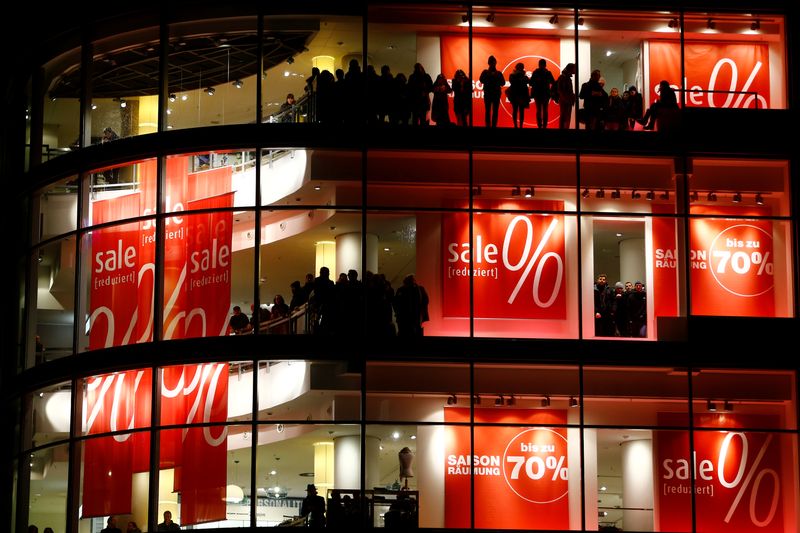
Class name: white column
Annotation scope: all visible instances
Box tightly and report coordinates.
[619,238,646,285]
[416,425,445,528]
[335,232,378,279]
[334,435,380,490]
[622,439,654,531]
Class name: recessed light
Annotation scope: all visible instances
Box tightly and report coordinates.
[384,247,390,252]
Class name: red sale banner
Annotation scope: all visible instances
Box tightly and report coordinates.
[651,208,680,318]
[89,195,141,349]
[648,41,770,109]
[655,413,784,532]
[443,201,566,319]
[82,370,152,517]
[185,193,234,338]
[83,364,228,524]
[441,35,561,127]
[690,207,774,317]
[445,408,569,529]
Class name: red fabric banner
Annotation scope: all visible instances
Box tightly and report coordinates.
[444,407,569,529]
[690,206,774,317]
[89,194,141,349]
[82,370,152,517]
[648,41,770,109]
[441,35,561,127]
[162,157,190,340]
[651,209,680,318]
[442,201,566,319]
[655,413,784,532]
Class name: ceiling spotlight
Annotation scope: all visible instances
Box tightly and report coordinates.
[206,87,216,96]
[119,99,127,108]
[541,395,551,407]
[169,93,177,102]
[645,190,655,201]
[595,188,605,199]
[232,79,243,89]
[511,186,521,197]
[690,190,699,202]
[524,187,534,198]
[577,17,585,26]
[549,14,559,25]
[706,18,716,30]
[660,191,670,201]
[732,192,742,203]
[447,394,457,406]
[631,189,641,199]
[486,12,496,23]
[506,395,516,406]
[668,18,680,29]
[181,94,188,101]
[707,191,717,202]
[723,401,734,412]
[707,400,717,412]
[91,104,97,110]
[313,185,321,191]
[495,395,505,407]
[755,193,764,205]
[287,56,295,65]
[751,20,761,31]
[581,188,590,199]
[611,189,621,199]
[472,394,481,405]
[569,396,579,408]
[167,108,172,115]
[461,14,469,23]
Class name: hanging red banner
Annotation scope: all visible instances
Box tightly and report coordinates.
[651,209,680,318]
[89,194,141,350]
[442,201,566,319]
[648,41,770,109]
[185,193,234,338]
[441,35,562,127]
[655,413,784,532]
[444,407,569,529]
[82,370,152,517]
[689,206,774,317]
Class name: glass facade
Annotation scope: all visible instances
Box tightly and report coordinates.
[4,3,798,533]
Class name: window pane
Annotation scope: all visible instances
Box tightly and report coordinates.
[689,218,793,317]
[86,158,157,227]
[168,18,259,130]
[580,155,676,214]
[258,360,359,422]
[29,443,69,533]
[161,362,250,423]
[32,176,78,244]
[30,382,73,448]
[33,237,75,364]
[91,27,160,142]
[42,47,81,160]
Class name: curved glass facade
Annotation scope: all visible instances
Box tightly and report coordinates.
[4,3,799,533]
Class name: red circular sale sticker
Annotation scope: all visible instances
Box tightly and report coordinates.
[709,225,774,297]
[502,428,569,503]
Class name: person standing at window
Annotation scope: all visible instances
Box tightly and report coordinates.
[530,58,556,129]
[556,63,576,129]
[508,62,531,128]
[479,55,505,128]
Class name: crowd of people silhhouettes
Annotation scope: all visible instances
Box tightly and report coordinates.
[229,268,430,337]
[288,55,678,131]
[594,274,647,338]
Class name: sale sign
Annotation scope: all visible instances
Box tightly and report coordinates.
[441,35,561,127]
[689,207,774,317]
[655,413,784,532]
[442,201,566,319]
[82,364,228,524]
[648,41,770,109]
[445,407,569,529]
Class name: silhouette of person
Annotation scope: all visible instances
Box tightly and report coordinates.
[279,93,296,123]
[228,306,249,334]
[451,69,472,126]
[479,55,505,127]
[301,484,326,528]
[556,63,576,129]
[126,522,142,533]
[100,516,122,533]
[157,510,180,531]
[507,62,530,128]
[594,274,614,337]
[530,58,556,128]
[579,69,607,130]
[431,73,453,125]
[393,274,430,336]
[626,85,644,129]
[408,63,433,126]
[640,80,679,132]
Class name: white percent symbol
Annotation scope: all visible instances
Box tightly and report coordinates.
[708,59,768,109]
[503,216,563,307]
[720,432,780,527]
